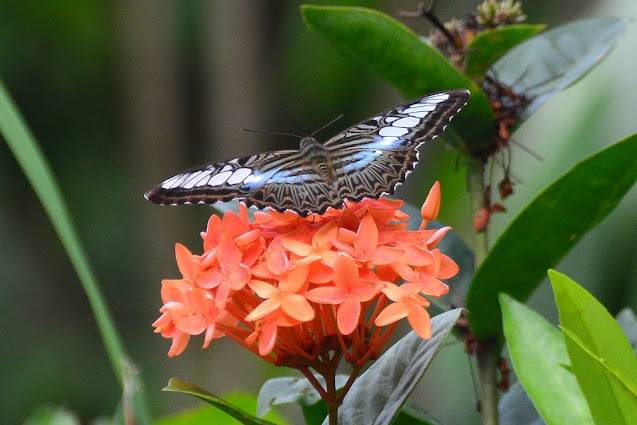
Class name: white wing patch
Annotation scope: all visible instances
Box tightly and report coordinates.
[378,126,409,137]
[226,168,252,185]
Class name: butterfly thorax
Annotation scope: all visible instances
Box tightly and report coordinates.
[299,136,338,189]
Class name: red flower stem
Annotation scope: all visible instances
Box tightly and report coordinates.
[336,365,362,404]
[298,366,329,400]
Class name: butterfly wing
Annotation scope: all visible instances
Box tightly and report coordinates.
[323,89,469,201]
[144,150,339,216]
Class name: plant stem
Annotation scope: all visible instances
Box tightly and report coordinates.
[467,158,499,425]
[477,339,499,425]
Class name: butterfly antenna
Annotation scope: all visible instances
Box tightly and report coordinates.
[310,114,344,138]
[241,127,303,139]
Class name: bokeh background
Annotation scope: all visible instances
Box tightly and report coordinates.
[1,1,635,424]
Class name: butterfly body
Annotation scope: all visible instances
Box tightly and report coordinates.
[145,89,470,216]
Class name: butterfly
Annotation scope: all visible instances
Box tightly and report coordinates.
[144,89,470,216]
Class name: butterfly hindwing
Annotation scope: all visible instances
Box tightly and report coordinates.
[145,89,470,215]
[325,90,470,201]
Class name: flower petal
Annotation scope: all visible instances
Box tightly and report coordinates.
[337,296,361,335]
[407,305,431,339]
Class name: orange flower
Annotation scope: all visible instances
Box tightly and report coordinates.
[153,182,458,369]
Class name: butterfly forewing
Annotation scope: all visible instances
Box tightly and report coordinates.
[145,89,470,215]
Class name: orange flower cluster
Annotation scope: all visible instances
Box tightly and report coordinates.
[153,183,458,367]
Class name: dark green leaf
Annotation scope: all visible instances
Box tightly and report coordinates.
[328,309,462,425]
[500,294,593,425]
[551,271,637,425]
[164,379,278,425]
[464,24,545,80]
[490,17,629,118]
[301,5,495,146]
[466,134,637,339]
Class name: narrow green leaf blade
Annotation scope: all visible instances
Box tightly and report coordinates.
[328,309,462,425]
[500,294,593,425]
[0,80,151,424]
[551,271,637,424]
[467,134,637,339]
[301,5,494,145]
[164,379,278,425]
[464,24,545,80]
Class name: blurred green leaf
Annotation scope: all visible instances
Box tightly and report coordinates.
[0,80,151,425]
[164,379,279,425]
[550,271,637,425]
[464,24,545,80]
[22,406,80,425]
[500,293,593,425]
[330,309,462,425]
[467,133,637,339]
[490,17,629,118]
[301,5,494,146]
[156,394,287,425]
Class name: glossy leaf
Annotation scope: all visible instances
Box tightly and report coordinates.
[464,24,545,80]
[500,294,593,425]
[327,309,462,425]
[551,271,637,425]
[301,5,495,146]
[490,17,629,118]
[467,134,637,339]
[164,379,278,425]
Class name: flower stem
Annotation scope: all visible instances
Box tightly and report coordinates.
[467,158,499,425]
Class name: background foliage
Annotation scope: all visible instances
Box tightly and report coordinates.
[1,1,635,424]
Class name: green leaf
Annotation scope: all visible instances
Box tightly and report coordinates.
[466,134,637,339]
[156,394,288,425]
[22,406,80,425]
[328,309,462,425]
[0,80,151,425]
[301,5,494,146]
[500,293,593,425]
[490,17,629,118]
[164,379,279,425]
[464,24,545,81]
[256,375,348,419]
[550,271,637,425]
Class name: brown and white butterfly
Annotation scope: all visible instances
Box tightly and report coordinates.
[144,89,469,216]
